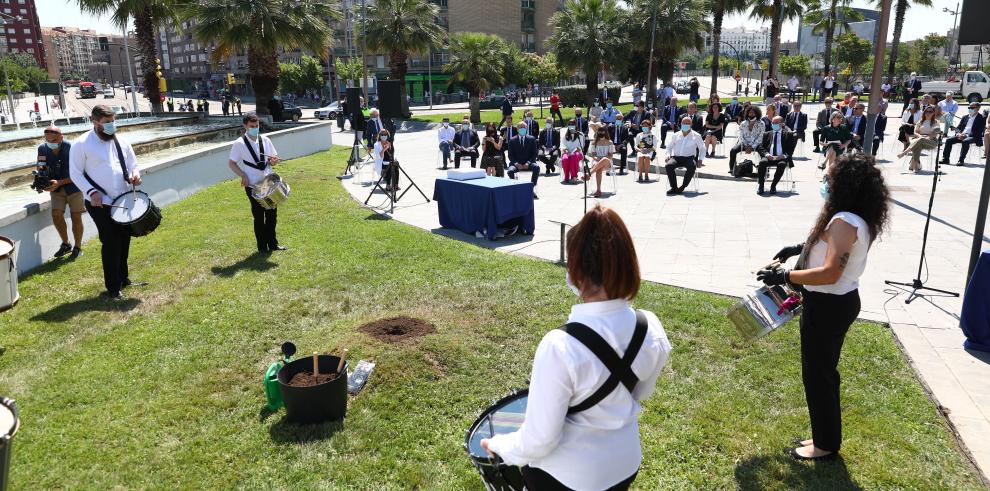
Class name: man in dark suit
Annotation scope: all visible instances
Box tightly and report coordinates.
[608,113,631,174]
[776,96,791,120]
[523,110,540,137]
[659,96,682,148]
[812,98,835,152]
[537,117,561,175]
[363,108,396,149]
[903,72,922,112]
[500,96,513,125]
[506,122,541,198]
[453,117,480,168]
[871,112,888,157]
[783,100,808,142]
[499,115,518,162]
[625,100,650,132]
[942,102,987,165]
[724,97,743,123]
[845,103,867,150]
[573,107,590,153]
[685,102,704,134]
[757,116,797,195]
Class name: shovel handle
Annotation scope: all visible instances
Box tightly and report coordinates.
[312,352,319,376]
[336,349,348,374]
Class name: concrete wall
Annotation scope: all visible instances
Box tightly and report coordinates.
[0,121,332,274]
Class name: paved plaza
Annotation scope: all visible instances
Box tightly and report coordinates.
[339,100,990,479]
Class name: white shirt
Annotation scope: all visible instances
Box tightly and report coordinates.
[228,134,278,186]
[824,77,834,88]
[881,83,891,91]
[962,113,977,136]
[668,130,706,162]
[787,77,798,90]
[486,300,671,491]
[68,129,139,205]
[373,140,391,175]
[438,124,455,143]
[767,130,786,157]
[805,212,871,295]
[562,134,584,153]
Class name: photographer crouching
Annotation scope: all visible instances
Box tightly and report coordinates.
[35,125,83,259]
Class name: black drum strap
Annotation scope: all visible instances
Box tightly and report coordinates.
[560,310,648,415]
[113,137,129,185]
[242,135,267,171]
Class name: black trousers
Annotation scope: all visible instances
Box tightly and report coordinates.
[245,187,278,252]
[758,158,788,191]
[454,149,478,168]
[660,123,676,145]
[550,108,564,126]
[613,145,628,172]
[812,127,824,149]
[943,135,979,163]
[665,156,696,189]
[539,149,560,173]
[86,201,130,294]
[522,466,637,491]
[800,289,860,453]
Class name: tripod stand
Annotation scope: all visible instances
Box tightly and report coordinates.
[885,136,959,304]
[338,129,366,179]
[363,160,430,214]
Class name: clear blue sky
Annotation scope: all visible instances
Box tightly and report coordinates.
[38,0,964,43]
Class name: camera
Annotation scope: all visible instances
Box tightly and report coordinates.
[30,166,52,193]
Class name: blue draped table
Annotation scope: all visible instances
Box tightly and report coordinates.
[433,177,535,241]
[961,251,990,352]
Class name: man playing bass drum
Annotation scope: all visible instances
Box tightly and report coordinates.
[227,113,285,254]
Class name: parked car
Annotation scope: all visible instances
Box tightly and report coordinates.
[922,71,990,103]
[478,95,506,110]
[314,101,341,120]
[109,105,128,115]
[171,89,185,97]
[281,102,302,121]
[674,79,691,94]
[103,88,115,99]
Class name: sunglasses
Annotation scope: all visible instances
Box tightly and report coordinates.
[43,130,61,135]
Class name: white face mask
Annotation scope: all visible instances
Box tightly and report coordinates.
[565,272,581,296]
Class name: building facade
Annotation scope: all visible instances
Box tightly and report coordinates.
[797,8,880,58]
[0,0,45,69]
[40,27,139,83]
[705,27,771,58]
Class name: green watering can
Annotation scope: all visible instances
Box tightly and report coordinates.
[264,342,296,411]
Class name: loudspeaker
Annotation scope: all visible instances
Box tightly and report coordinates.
[346,87,365,132]
[377,80,409,119]
[959,0,990,46]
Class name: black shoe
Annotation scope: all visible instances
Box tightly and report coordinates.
[69,247,82,260]
[785,447,837,462]
[53,243,72,258]
[618,171,627,175]
[813,147,821,153]
[757,188,766,195]
[956,161,965,166]
[103,290,124,300]
[660,144,666,149]
[769,188,777,195]
[666,188,678,196]
[505,225,519,237]
[270,245,288,251]
[121,279,148,289]
[533,193,539,200]
[817,164,826,170]
[677,186,686,194]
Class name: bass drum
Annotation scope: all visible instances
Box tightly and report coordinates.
[464,389,527,491]
[111,190,162,237]
[0,237,18,313]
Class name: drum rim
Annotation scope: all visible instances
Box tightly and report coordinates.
[0,236,14,260]
[111,190,152,225]
[465,388,528,464]
[0,397,19,441]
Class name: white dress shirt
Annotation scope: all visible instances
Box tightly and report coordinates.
[486,300,671,491]
[961,114,976,136]
[438,124,455,143]
[68,129,139,205]
[228,134,278,186]
[562,134,584,154]
[373,140,391,175]
[667,130,706,162]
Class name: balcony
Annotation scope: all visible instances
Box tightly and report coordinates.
[521,0,535,9]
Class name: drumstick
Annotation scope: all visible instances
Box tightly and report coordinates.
[312,351,319,376]
[751,260,781,274]
[336,349,348,374]
[108,205,129,210]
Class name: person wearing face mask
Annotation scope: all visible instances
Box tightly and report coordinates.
[684,102,704,134]
[227,113,284,253]
[481,205,671,491]
[523,111,540,138]
[453,118,480,169]
[664,117,705,194]
[898,99,922,152]
[507,122,541,199]
[538,118,562,175]
[820,111,852,170]
[481,123,505,177]
[68,105,143,300]
[757,116,796,195]
[844,104,867,151]
[363,108,396,151]
[758,153,890,463]
[499,115,517,163]
[607,114,630,175]
[633,120,655,183]
[897,106,941,172]
[702,103,727,158]
[624,101,648,133]
[573,108,590,154]
[438,117,456,170]
[38,124,84,260]
[724,97,742,123]
[730,106,764,176]
[589,99,604,134]
[942,103,987,166]
[812,98,835,153]
[938,92,958,132]
[658,97,682,148]
[871,100,889,157]
[903,73,922,112]
[601,99,621,126]
[561,120,586,183]
[784,100,808,144]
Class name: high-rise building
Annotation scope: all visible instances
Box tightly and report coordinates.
[704,27,772,58]
[39,27,138,82]
[0,0,45,69]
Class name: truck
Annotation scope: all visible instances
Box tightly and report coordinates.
[78,81,97,99]
[921,71,990,103]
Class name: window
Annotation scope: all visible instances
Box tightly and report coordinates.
[6,28,14,34]
[25,38,31,44]
[522,0,535,8]
[2,9,9,13]
[521,10,535,30]
[376,55,385,68]
[26,48,32,53]
[17,0,25,4]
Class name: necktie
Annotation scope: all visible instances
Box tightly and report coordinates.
[462,131,468,147]
[547,130,551,147]
[614,125,619,143]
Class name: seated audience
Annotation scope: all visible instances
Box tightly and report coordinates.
[634,120,656,183]
[583,127,616,197]
[898,106,941,173]
[820,111,852,170]
[561,120,586,184]
[757,116,796,195]
[703,103,727,158]
[942,102,986,166]
[538,117,561,175]
[730,105,765,175]
[664,117,705,195]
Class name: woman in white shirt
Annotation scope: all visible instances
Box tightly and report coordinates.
[758,153,890,461]
[561,121,585,184]
[583,127,616,198]
[896,106,941,172]
[482,205,671,490]
[373,129,398,191]
[633,120,655,183]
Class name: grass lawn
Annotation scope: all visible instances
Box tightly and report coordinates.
[0,147,982,489]
[406,97,765,124]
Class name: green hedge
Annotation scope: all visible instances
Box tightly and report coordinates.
[555,84,622,107]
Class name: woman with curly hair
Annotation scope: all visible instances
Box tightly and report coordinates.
[757,152,890,462]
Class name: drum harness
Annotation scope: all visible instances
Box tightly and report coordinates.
[558,310,648,414]
[81,137,131,200]
[241,135,268,178]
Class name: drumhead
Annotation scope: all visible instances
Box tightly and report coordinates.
[466,390,528,458]
[0,400,15,437]
[111,191,151,224]
[0,236,13,259]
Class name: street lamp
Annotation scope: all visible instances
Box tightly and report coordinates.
[944,3,961,69]
[719,41,742,95]
[0,12,24,129]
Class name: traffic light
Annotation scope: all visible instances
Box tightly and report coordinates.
[227,73,235,85]
[155,58,166,93]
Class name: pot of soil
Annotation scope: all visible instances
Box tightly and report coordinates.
[277,355,348,424]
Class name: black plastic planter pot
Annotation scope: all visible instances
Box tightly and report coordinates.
[277,355,348,424]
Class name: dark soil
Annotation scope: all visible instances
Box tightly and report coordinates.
[288,371,339,387]
[359,316,436,343]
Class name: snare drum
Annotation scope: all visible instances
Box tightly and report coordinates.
[0,237,18,313]
[251,174,290,210]
[465,389,528,491]
[728,285,802,342]
[111,191,162,237]
[0,397,19,491]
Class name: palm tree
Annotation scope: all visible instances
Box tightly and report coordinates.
[878,0,933,82]
[76,0,179,113]
[360,0,446,85]
[632,0,708,87]
[547,0,628,106]
[445,32,508,123]
[708,0,749,93]
[187,0,339,121]
[804,0,862,75]
[748,0,803,80]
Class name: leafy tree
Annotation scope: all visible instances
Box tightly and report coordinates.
[360,0,445,84]
[747,0,803,79]
[834,32,871,76]
[335,57,364,86]
[707,0,748,92]
[0,53,50,93]
[298,55,325,92]
[547,0,628,106]
[907,34,948,77]
[444,32,508,123]
[278,61,303,94]
[186,0,339,120]
[875,0,932,81]
[778,54,811,78]
[533,53,569,87]
[630,0,708,90]
[803,0,863,74]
